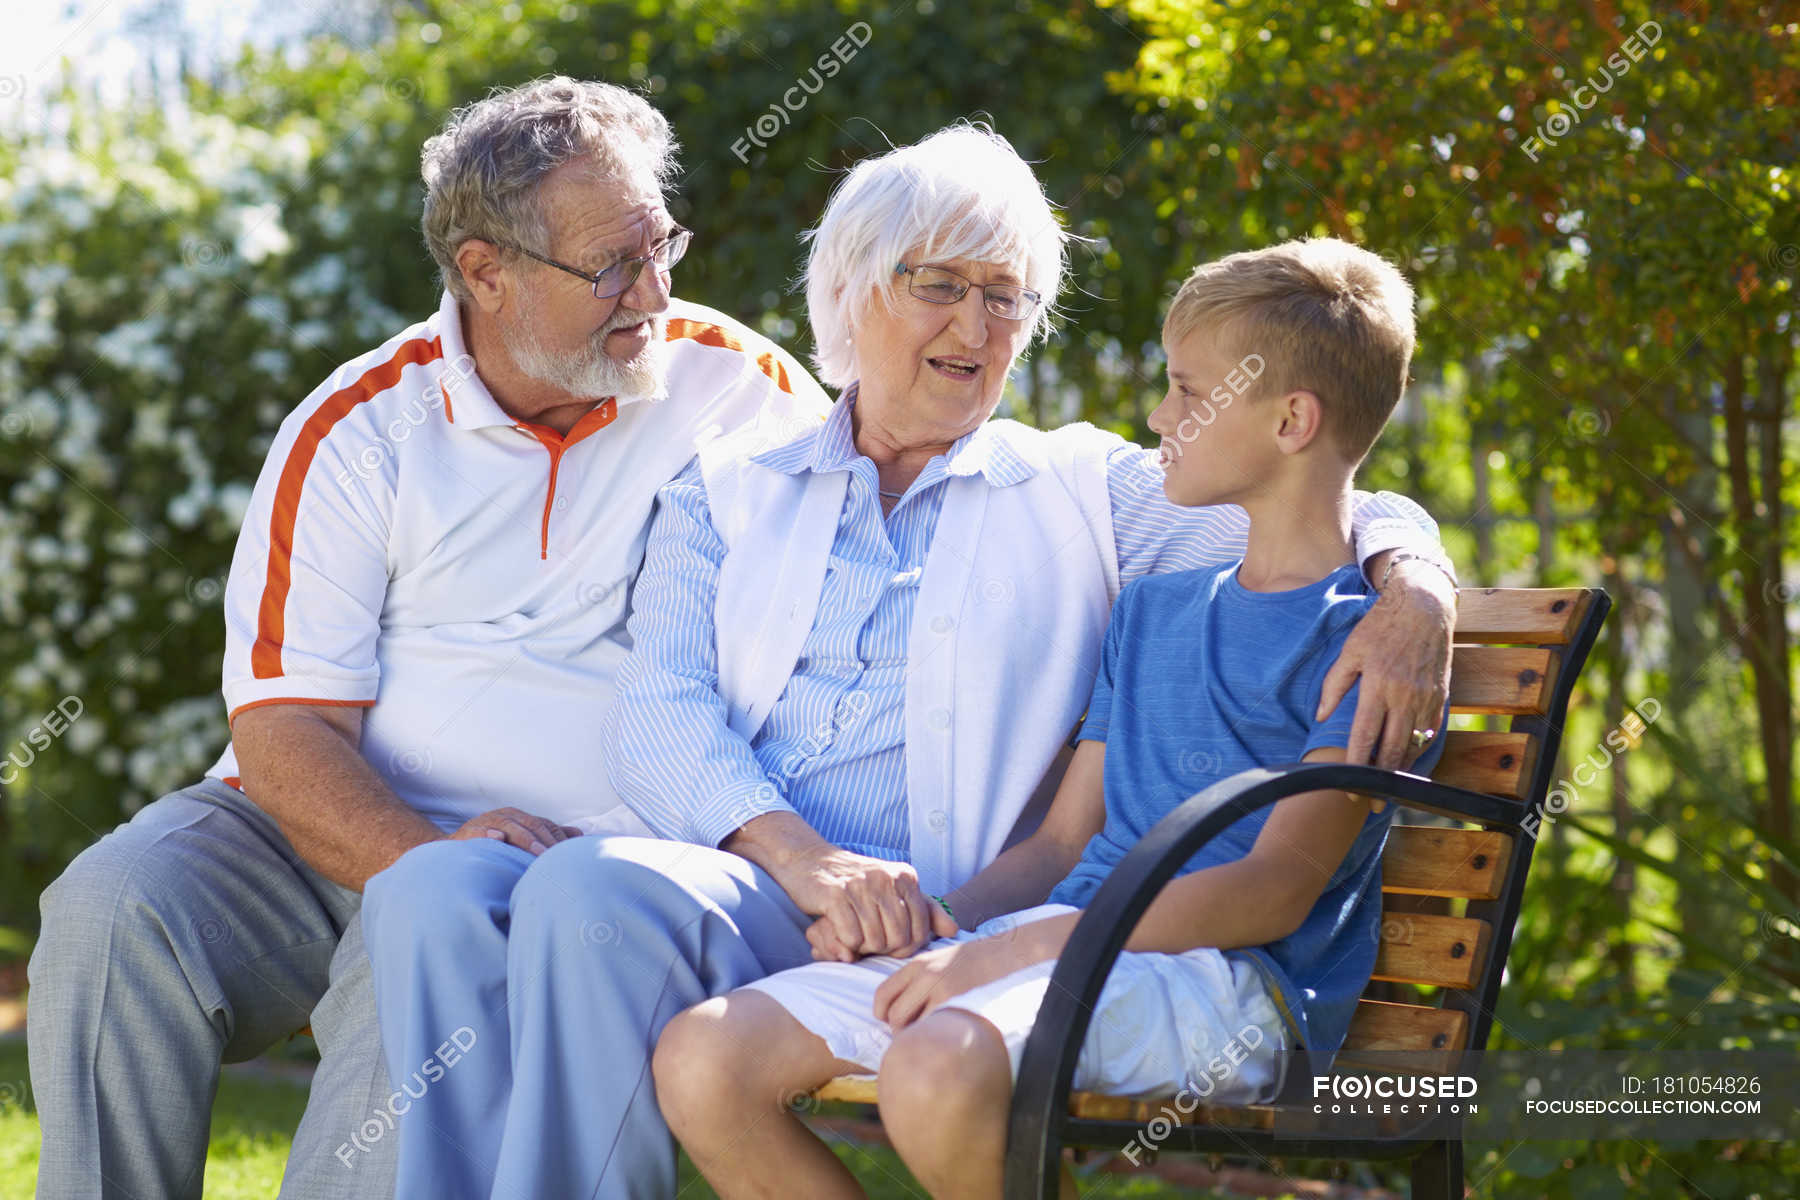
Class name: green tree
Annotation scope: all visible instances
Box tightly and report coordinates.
[1098,2,1798,1192]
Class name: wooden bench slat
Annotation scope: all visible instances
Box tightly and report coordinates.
[1067,1093,1276,1128]
[814,1000,1474,1115]
[1454,588,1592,645]
[1337,999,1470,1073]
[1429,730,1538,801]
[815,1074,1278,1129]
[1381,826,1514,900]
[1371,912,1492,989]
[815,1075,879,1104]
[1448,646,1558,715]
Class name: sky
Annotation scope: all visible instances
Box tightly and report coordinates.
[1,0,352,116]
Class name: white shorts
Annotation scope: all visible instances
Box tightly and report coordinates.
[742,903,1291,1102]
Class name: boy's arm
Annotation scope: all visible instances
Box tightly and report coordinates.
[940,740,1108,930]
[874,747,1373,1027]
[997,746,1372,965]
[1115,745,1371,953]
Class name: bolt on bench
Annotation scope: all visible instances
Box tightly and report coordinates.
[813,586,1610,1199]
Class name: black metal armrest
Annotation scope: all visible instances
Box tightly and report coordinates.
[1003,761,1525,1199]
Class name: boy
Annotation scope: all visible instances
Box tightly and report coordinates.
[651,237,1449,1200]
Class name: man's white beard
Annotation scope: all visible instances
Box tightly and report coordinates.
[503,295,669,402]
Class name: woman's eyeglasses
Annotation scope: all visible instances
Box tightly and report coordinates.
[895,263,1041,321]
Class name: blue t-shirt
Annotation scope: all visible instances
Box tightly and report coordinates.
[1045,561,1447,1061]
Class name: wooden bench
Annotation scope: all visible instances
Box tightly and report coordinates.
[814,586,1610,1198]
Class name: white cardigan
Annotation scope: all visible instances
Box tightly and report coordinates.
[698,416,1121,896]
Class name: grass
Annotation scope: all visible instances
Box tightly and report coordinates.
[1,1039,303,1198]
[0,1040,1255,1198]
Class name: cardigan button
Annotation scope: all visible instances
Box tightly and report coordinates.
[930,615,954,634]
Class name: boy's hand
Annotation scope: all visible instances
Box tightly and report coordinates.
[873,935,1025,1030]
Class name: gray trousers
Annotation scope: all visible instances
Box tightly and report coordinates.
[27,778,396,1199]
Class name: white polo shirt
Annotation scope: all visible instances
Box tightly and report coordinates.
[207,290,830,831]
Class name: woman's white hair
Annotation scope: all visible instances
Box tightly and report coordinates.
[802,123,1066,389]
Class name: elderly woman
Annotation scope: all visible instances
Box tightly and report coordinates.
[362,125,1456,1199]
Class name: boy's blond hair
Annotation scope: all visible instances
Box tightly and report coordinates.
[1164,237,1416,463]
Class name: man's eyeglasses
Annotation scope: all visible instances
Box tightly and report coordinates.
[508,227,693,299]
[895,263,1042,321]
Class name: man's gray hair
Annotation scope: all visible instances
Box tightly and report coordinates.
[421,76,678,300]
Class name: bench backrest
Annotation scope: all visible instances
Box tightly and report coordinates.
[1342,587,1610,1072]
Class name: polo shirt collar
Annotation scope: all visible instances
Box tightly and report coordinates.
[432,291,514,430]
[750,381,1036,488]
[432,290,667,432]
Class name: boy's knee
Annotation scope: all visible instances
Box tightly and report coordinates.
[653,1000,746,1130]
[881,1013,1011,1125]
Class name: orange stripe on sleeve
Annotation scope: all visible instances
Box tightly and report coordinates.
[228,696,378,723]
[250,336,443,678]
[665,317,794,395]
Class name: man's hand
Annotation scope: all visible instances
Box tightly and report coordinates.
[448,808,583,855]
[1319,558,1455,769]
[790,848,958,962]
[873,935,1024,1030]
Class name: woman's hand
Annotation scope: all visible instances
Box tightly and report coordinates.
[793,848,958,961]
[1318,557,1455,769]
[873,935,1026,1030]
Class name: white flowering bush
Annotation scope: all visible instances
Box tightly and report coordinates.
[0,99,407,919]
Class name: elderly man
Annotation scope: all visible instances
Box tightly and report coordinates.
[26,77,826,1200]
